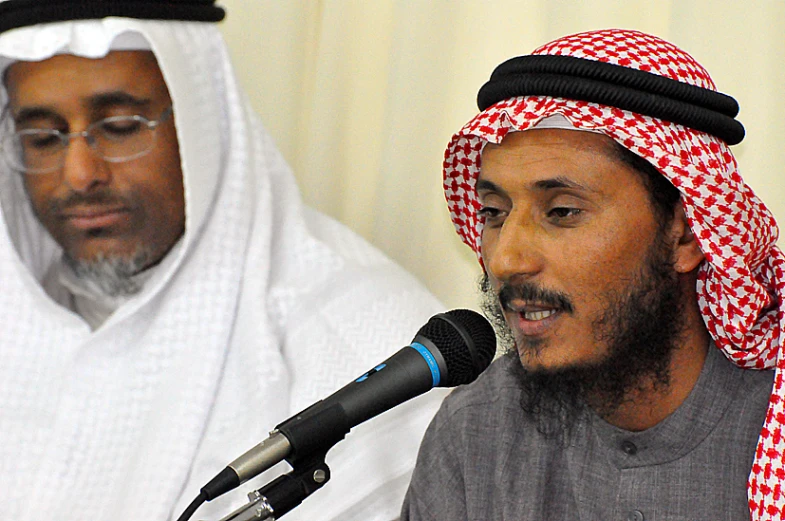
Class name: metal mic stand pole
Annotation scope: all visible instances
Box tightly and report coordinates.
[212,457,331,521]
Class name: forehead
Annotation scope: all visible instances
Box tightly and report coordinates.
[482,129,616,169]
[479,129,639,190]
[3,51,169,108]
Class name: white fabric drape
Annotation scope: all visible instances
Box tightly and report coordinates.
[219,0,785,310]
[0,15,447,521]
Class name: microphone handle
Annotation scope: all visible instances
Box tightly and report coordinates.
[276,341,443,462]
[201,338,449,501]
[228,430,291,484]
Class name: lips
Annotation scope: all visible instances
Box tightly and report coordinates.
[505,301,563,336]
[60,205,130,230]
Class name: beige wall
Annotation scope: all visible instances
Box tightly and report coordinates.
[218,0,785,311]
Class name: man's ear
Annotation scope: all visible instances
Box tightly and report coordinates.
[670,204,704,273]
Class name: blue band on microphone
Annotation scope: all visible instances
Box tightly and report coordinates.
[355,363,386,383]
[410,342,441,387]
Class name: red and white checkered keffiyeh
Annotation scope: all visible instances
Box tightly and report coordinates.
[443,28,785,519]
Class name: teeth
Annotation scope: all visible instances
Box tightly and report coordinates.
[523,309,556,321]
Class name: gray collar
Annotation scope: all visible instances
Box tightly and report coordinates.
[590,345,739,468]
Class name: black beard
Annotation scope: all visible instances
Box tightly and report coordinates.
[479,238,686,440]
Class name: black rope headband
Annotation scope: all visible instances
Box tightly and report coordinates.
[477,54,745,145]
[0,0,225,35]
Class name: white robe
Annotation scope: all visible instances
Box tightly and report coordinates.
[0,17,447,521]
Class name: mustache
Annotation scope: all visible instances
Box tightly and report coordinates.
[48,190,136,214]
[497,281,574,314]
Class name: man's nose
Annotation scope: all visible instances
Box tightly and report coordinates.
[484,213,545,283]
[61,134,111,192]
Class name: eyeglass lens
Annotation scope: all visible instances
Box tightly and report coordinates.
[1,108,171,174]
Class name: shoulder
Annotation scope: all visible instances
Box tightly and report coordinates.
[407,353,562,518]
[737,362,775,394]
[733,359,775,415]
[266,207,444,405]
[425,354,529,443]
[720,351,774,408]
[443,354,523,412]
[712,351,774,448]
[302,206,393,268]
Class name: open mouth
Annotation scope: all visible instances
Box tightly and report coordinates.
[506,299,562,315]
[503,301,566,336]
[495,282,574,336]
[514,309,561,339]
[522,309,558,321]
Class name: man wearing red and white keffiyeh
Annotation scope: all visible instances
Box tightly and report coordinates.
[403,29,784,521]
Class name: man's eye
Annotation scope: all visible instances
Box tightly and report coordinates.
[21,132,61,150]
[99,119,144,138]
[548,207,581,219]
[477,206,505,222]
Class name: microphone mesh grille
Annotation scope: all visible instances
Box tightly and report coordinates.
[416,309,496,387]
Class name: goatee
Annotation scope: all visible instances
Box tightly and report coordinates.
[64,248,152,298]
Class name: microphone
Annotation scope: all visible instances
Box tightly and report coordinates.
[200,309,497,502]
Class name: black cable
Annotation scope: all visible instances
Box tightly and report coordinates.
[175,491,207,521]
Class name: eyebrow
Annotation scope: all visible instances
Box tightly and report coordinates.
[533,176,595,193]
[12,91,153,126]
[12,107,61,127]
[476,178,504,193]
[87,91,152,112]
[476,175,596,194]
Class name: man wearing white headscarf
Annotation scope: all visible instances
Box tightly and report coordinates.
[0,2,449,520]
[403,29,784,520]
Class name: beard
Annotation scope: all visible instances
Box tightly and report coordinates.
[64,248,152,298]
[479,236,686,439]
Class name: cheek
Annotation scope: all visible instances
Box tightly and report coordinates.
[478,215,507,258]
[479,230,503,282]
[23,177,58,217]
[559,222,660,312]
[163,178,186,229]
[147,170,185,229]
[143,139,185,225]
[479,231,493,269]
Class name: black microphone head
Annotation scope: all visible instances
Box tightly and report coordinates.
[413,309,496,387]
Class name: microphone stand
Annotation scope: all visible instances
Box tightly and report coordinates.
[204,404,349,521]
[212,456,331,521]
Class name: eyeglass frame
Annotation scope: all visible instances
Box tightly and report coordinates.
[0,104,175,174]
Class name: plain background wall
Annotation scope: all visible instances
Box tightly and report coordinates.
[217,0,785,311]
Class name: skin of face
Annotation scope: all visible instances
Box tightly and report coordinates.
[4,50,185,268]
[478,129,701,375]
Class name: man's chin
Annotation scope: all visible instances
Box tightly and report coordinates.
[63,236,138,265]
[516,345,607,375]
[513,336,586,373]
[63,246,153,297]
[504,350,592,438]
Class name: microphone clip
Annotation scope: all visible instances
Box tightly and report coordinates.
[215,455,331,521]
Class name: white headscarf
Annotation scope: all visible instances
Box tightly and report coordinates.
[0,15,446,521]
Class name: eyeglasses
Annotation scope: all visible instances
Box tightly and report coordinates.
[0,105,174,174]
